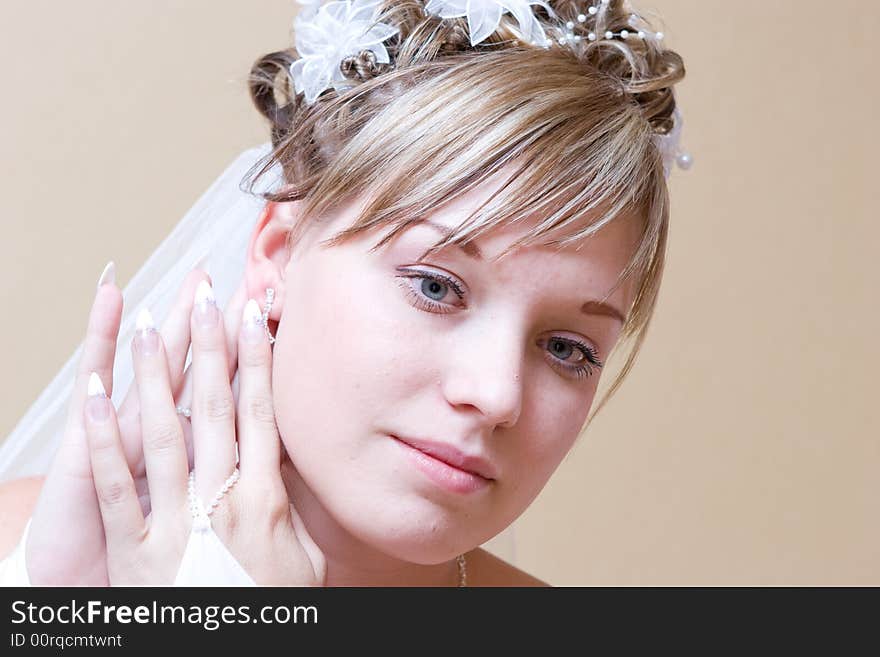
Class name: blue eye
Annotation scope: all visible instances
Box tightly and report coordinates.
[394,267,603,379]
[394,268,465,314]
[544,337,603,379]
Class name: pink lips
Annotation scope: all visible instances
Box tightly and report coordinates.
[390,435,495,495]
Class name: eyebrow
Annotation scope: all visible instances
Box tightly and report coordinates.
[417,219,484,261]
[580,300,626,325]
[415,219,626,325]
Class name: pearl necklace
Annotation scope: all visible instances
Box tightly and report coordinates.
[188,468,467,585]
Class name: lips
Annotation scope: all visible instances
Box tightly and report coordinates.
[390,434,498,481]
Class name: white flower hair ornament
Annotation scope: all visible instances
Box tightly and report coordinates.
[288,0,692,175]
[423,0,557,48]
[290,0,400,105]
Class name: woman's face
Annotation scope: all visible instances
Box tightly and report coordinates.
[256,169,642,563]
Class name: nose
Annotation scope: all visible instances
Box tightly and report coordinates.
[441,317,524,429]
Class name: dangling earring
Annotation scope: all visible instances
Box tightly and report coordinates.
[262,287,276,345]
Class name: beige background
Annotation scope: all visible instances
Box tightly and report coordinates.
[0,1,876,585]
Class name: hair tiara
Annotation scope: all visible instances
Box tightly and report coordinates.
[289,0,691,175]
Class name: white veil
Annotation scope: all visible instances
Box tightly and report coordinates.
[0,142,518,566]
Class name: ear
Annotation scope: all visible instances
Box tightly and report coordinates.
[244,200,302,323]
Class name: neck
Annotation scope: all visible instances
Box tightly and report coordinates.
[280,456,463,586]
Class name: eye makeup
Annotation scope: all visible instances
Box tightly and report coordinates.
[393,266,604,379]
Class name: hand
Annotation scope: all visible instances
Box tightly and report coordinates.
[83,280,326,585]
[115,273,249,518]
[24,265,246,585]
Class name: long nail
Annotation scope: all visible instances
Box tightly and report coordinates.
[242,299,264,344]
[87,371,107,397]
[135,307,159,356]
[96,261,115,290]
[86,372,110,422]
[194,280,219,328]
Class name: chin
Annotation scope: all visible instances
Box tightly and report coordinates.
[339,494,478,564]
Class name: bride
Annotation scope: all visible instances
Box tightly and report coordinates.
[0,0,688,585]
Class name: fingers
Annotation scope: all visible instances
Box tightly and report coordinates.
[223,278,249,380]
[236,298,283,482]
[83,372,145,553]
[190,280,239,502]
[28,267,122,586]
[175,277,247,419]
[59,269,123,478]
[118,269,211,419]
[132,308,189,518]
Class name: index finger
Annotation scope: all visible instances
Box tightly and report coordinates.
[58,262,123,480]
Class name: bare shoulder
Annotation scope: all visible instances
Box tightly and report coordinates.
[465,547,551,587]
[0,476,44,558]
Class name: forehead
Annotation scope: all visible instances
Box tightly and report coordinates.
[394,164,642,294]
[306,162,644,310]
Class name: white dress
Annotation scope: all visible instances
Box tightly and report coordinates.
[0,500,257,586]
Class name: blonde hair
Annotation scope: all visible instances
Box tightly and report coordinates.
[244,0,685,430]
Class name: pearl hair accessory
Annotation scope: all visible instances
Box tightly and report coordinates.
[556,0,663,44]
[554,1,693,172]
[288,0,691,176]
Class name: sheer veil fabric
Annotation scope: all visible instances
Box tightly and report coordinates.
[0,143,517,582]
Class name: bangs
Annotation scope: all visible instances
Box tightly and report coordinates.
[258,49,666,316]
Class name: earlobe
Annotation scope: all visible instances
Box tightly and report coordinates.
[245,200,297,323]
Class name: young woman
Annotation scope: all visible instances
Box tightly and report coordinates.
[0,0,688,586]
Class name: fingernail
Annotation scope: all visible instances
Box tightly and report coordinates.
[86,371,110,421]
[194,280,219,328]
[242,299,264,344]
[96,260,115,290]
[135,307,159,356]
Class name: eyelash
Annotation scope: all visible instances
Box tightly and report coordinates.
[394,268,604,379]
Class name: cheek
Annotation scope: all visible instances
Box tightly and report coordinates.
[494,373,595,509]
[269,252,425,471]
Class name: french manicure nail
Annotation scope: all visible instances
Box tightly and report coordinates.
[135,307,159,356]
[86,371,110,421]
[96,261,115,290]
[194,280,219,328]
[242,299,264,344]
[88,371,107,397]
